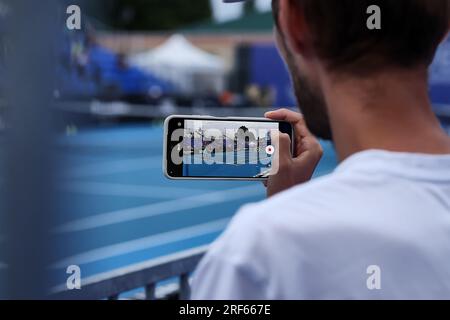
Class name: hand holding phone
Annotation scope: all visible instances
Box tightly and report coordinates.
[264,109,324,197]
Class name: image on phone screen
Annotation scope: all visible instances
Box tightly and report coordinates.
[166,117,292,179]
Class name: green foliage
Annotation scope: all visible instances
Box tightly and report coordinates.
[244,0,256,15]
[88,0,212,31]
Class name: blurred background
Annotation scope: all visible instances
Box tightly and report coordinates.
[0,0,448,299]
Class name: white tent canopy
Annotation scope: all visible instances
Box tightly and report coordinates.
[130,35,226,94]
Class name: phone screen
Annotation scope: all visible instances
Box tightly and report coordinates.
[166,117,293,179]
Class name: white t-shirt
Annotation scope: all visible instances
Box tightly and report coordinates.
[191,150,450,299]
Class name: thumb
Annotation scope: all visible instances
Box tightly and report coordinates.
[277,133,292,159]
[269,131,292,176]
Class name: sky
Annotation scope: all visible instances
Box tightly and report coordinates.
[210,0,272,23]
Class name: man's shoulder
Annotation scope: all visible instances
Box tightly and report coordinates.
[226,170,377,247]
[205,172,367,275]
[248,171,357,220]
[228,174,348,231]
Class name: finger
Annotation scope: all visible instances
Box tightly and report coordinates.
[265,108,312,138]
[265,108,311,137]
[267,130,289,176]
[293,137,324,166]
[265,108,302,122]
[279,133,293,157]
[272,132,292,166]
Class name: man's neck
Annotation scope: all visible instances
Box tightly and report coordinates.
[323,68,450,162]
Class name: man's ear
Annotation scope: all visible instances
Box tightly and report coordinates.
[278,0,313,57]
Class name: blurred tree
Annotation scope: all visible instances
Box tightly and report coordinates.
[86,0,211,31]
[244,0,256,15]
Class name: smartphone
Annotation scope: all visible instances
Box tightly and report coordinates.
[163,115,294,180]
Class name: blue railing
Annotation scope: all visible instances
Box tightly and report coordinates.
[51,246,208,300]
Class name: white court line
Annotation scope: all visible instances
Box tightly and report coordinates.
[63,156,162,178]
[51,218,229,269]
[60,182,211,199]
[60,140,157,149]
[54,184,263,233]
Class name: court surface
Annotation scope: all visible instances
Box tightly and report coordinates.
[183,150,272,177]
[51,122,337,285]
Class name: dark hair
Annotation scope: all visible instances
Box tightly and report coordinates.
[273,0,450,75]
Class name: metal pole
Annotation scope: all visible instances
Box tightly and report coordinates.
[3,0,59,299]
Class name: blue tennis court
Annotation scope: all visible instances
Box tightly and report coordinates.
[183,150,272,177]
[51,122,338,286]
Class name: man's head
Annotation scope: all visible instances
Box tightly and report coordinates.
[271,0,450,140]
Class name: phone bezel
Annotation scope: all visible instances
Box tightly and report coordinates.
[163,115,294,181]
